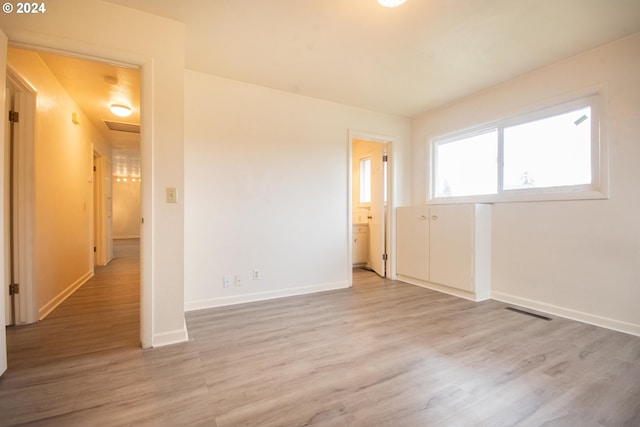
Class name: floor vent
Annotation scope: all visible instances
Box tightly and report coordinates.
[505,307,552,321]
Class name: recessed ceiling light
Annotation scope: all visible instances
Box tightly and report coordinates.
[377,0,407,7]
[110,104,132,117]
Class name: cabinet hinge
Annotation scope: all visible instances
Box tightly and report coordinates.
[382,253,388,261]
[9,283,19,295]
[94,246,97,253]
[9,111,19,123]
[382,154,388,162]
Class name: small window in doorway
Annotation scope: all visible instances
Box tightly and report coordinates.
[359,157,371,204]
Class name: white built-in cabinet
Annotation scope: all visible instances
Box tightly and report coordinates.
[396,204,491,301]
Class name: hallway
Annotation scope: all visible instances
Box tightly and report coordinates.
[4,238,140,370]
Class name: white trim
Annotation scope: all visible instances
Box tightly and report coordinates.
[152,320,189,347]
[347,133,354,286]
[185,281,349,312]
[492,290,640,337]
[397,275,491,302]
[428,84,609,204]
[38,270,94,320]
[1,28,8,376]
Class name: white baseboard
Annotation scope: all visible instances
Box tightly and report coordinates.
[396,275,490,302]
[152,320,189,347]
[39,270,94,320]
[185,281,350,312]
[492,290,640,337]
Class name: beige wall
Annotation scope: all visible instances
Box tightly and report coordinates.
[112,179,140,239]
[184,71,411,310]
[7,48,109,318]
[411,33,640,335]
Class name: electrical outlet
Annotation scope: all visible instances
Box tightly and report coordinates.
[223,274,232,288]
[235,274,242,287]
[252,269,260,280]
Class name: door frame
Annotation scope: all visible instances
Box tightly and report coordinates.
[348,130,396,286]
[93,150,111,267]
[2,41,151,347]
[5,67,36,325]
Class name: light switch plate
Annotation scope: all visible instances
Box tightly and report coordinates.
[166,187,177,203]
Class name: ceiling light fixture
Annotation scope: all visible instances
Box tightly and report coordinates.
[110,104,132,117]
[377,0,407,7]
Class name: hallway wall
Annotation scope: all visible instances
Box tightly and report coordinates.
[7,49,109,319]
[112,178,140,239]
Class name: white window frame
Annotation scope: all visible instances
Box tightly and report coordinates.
[429,91,608,204]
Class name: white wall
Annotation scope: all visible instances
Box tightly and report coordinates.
[411,33,640,335]
[7,48,109,319]
[0,0,187,346]
[112,179,140,239]
[184,71,410,310]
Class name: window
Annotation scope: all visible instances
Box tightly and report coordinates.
[435,130,498,198]
[432,95,604,202]
[503,106,591,191]
[359,157,371,204]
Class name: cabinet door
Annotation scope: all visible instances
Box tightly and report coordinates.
[429,205,474,292]
[396,206,429,281]
[353,225,369,265]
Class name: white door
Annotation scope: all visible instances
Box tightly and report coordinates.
[1,27,9,376]
[6,79,36,326]
[396,206,429,281]
[368,143,386,277]
[4,84,12,327]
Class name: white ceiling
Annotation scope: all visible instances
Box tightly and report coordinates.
[104,0,640,117]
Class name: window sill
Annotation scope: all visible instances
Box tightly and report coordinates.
[428,189,608,205]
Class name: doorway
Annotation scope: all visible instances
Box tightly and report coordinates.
[3,48,141,332]
[350,133,392,281]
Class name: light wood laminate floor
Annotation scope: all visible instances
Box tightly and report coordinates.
[1,240,639,426]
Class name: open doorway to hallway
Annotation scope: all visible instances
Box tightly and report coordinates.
[3,47,141,344]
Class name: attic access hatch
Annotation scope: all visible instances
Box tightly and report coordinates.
[104,120,140,133]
